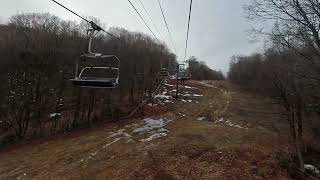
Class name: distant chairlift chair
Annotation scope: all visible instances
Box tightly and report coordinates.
[177,64,191,81]
[158,68,170,77]
[70,29,120,88]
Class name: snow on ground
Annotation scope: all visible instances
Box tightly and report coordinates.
[103,138,122,149]
[215,118,248,129]
[108,129,133,143]
[164,83,175,87]
[16,173,27,180]
[141,133,167,142]
[180,99,193,103]
[133,118,172,142]
[178,93,203,98]
[147,103,158,107]
[125,124,138,128]
[154,94,172,100]
[199,81,219,89]
[133,118,166,133]
[182,85,197,89]
[49,113,61,118]
[197,117,206,121]
[193,94,203,97]
[164,100,174,103]
[79,118,172,164]
[180,93,191,97]
[304,164,320,174]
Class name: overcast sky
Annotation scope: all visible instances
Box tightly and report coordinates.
[0,0,263,74]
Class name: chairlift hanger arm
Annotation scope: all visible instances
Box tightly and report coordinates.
[89,21,102,32]
[51,0,122,41]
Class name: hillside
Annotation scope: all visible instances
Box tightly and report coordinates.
[0,80,301,179]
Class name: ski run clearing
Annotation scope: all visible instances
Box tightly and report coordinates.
[0,80,308,179]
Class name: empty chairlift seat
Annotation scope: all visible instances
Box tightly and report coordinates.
[158,68,170,77]
[177,69,191,80]
[70,54,120,88]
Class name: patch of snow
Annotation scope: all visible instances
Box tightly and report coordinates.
[90,151,98,156]
[197,117,206,121]
[164,83,174,87]
[133,118,166,133]
[126,139,134,143]
[216,118,224,123]
[199,81,218,88]
[122,133,132,139]
[154,94,172,100]
[215,118,248,129]
[108,130,132,141]
[140,133,167,142]
[164,100,173,103]
[133,118,172,142]
[16,173,27,180]
[148,103,158,107]
[180,99,192,103]
[183,86,197,89]
[193,94,203,97]
[49,113,61,118]
[109,131,123,138]
[162,90,168,95]
[157,128,169,133]
[103,138,121,149]
[125,124,138,128]
[304,164,320,174]
[167,119,173,123]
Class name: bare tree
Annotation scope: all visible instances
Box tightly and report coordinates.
[244,0,320,172]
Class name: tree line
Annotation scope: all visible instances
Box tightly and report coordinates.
[229,0,320,176]
[0,12,177,144]
[187,56,225,81]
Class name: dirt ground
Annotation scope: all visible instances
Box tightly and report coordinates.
[0,80,297,179]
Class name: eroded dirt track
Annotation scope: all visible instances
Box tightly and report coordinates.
[0,81,292,179]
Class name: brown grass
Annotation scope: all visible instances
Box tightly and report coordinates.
[0,80,294,179]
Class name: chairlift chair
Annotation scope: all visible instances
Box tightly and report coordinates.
[70,29,120,88]
[177,64,191,80]
[177,70,191,80]
[158,68,170,77]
